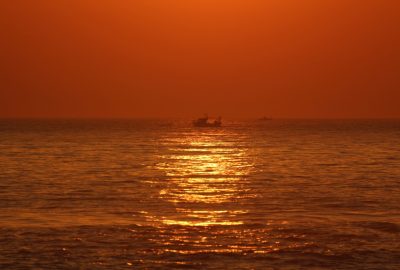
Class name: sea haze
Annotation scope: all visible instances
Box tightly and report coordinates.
[0,119,400,269]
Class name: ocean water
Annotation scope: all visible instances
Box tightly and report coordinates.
[0,119,400,269]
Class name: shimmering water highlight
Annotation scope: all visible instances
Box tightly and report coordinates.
[0,119,399,269]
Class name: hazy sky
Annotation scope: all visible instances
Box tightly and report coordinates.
[1,0,399,118]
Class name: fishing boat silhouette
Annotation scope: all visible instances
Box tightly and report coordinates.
[193,114,222,127]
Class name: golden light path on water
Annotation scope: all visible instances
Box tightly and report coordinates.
[154,129,254,227]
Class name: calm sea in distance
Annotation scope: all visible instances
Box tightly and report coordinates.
[0,119,399,269]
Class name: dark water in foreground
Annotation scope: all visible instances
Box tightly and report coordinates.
[0,119,400,269]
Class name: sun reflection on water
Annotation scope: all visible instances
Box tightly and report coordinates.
[154,130,254,227]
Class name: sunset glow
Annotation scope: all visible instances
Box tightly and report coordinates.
[1,1,399,118]
[1,1,400,269]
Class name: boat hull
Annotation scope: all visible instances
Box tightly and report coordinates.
[193,122,221,127]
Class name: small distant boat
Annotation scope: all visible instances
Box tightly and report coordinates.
[193,115,222,127]
[258,116,272,121]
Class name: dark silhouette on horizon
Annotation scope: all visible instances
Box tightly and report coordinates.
[193,114,222,127]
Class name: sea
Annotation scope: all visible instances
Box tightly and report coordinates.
[0,119,399,269]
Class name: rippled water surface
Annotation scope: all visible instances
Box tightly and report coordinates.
[1,119,400,269]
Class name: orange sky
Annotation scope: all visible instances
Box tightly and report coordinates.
[1,0,399,118]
